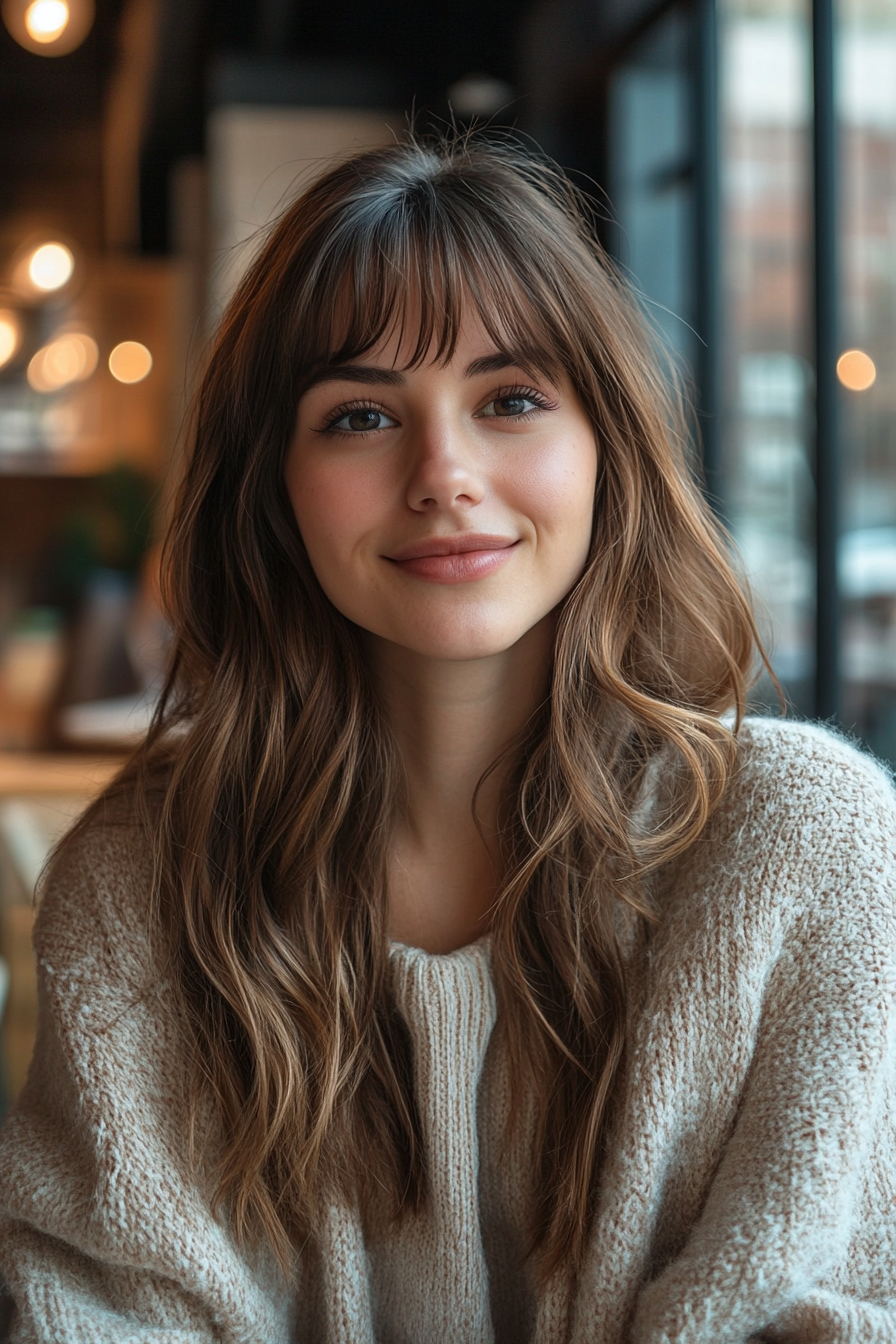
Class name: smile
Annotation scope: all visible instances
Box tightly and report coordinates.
[386,534,519,584]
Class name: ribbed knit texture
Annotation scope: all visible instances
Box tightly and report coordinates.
[0,717,895,1342]
[369,940,497,1342]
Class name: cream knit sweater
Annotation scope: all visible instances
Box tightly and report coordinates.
[0,717,895,1342]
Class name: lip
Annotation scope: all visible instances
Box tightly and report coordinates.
[387,533,518,561]
[386,533,519,584]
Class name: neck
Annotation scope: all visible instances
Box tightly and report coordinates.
[368,619,554,952]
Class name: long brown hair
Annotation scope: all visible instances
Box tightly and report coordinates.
[82,131,763,1281]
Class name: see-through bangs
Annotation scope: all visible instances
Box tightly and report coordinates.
[293,190,571,386]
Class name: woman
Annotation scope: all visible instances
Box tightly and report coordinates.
[0,132,894,1343]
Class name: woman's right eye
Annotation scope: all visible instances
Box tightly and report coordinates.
[323,406,398,435]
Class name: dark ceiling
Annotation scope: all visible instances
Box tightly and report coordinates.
[0,0,538,258]
[0,1,124,250]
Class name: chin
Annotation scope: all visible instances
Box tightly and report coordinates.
[378,616,542,663]
[414,639,521,662]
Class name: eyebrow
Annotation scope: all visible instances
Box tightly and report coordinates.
[302,351,550,393]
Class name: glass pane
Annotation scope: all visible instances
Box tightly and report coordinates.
[719,0,814,713]
[839,0,896,764]
[607,6,698,381]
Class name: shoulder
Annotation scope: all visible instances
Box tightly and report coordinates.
[716,715,896,852]
[735,713,895,801]
[35,779,161,991]
[698,717,896,938]
[657,716,896,939]
[652,715,896,978]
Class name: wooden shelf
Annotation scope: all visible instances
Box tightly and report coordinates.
[0,751,122,797]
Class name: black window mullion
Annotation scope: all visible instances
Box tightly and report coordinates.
[812,0,841,721]
[694,0,723,513]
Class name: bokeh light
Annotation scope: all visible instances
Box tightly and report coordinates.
[2,0,93,54]
[27,332,98,392]
[27,242,74,293]
[108,340,152,384]
[836,349,876,392]
[24,0,68,41]
[0,311,22,369]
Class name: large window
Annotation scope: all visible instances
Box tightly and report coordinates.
[839,0,896,761]
[607,6,698,382]
[606,0,896,763]
[719,0,814,714]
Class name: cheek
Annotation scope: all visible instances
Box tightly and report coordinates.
[508,433,597,546]
[287,460,381,570]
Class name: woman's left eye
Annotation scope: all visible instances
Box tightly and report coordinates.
[477,389,550,419]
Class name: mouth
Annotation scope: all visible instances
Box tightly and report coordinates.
[386,533,517,562]
[385,534,520,584]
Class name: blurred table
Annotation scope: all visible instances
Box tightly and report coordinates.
[0,752,122,1103]
[58,692,157,750]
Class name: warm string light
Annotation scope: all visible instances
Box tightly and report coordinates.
[27,242,74,293]
[836,349,876,392]
[24,0,68,41]
[23,334,154,392]
[27,332,98,392]
[0,311,22,369]
[1,0,93,55]
[108,340,152,384]
[2,227,153,419]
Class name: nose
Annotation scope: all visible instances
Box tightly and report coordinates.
[405,418,486,512]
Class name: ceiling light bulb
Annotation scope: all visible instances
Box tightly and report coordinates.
[0,311,21,369]
[28,242,74,292]
[109,341,152,384]
[2,0,93,56]
[24,0,69,40]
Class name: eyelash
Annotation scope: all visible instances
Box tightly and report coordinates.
[317,384,557,436]
[318,399,393,436]
[484,384,557,418]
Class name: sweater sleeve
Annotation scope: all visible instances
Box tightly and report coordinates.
[0,812,295,1343]
[630,728,896,1344]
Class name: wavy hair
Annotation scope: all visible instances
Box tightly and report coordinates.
[90,131,764,1282]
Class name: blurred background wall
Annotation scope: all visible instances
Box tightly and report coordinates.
[0,0,893,1100]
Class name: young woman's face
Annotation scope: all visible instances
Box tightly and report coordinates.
[286,313,598,662]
